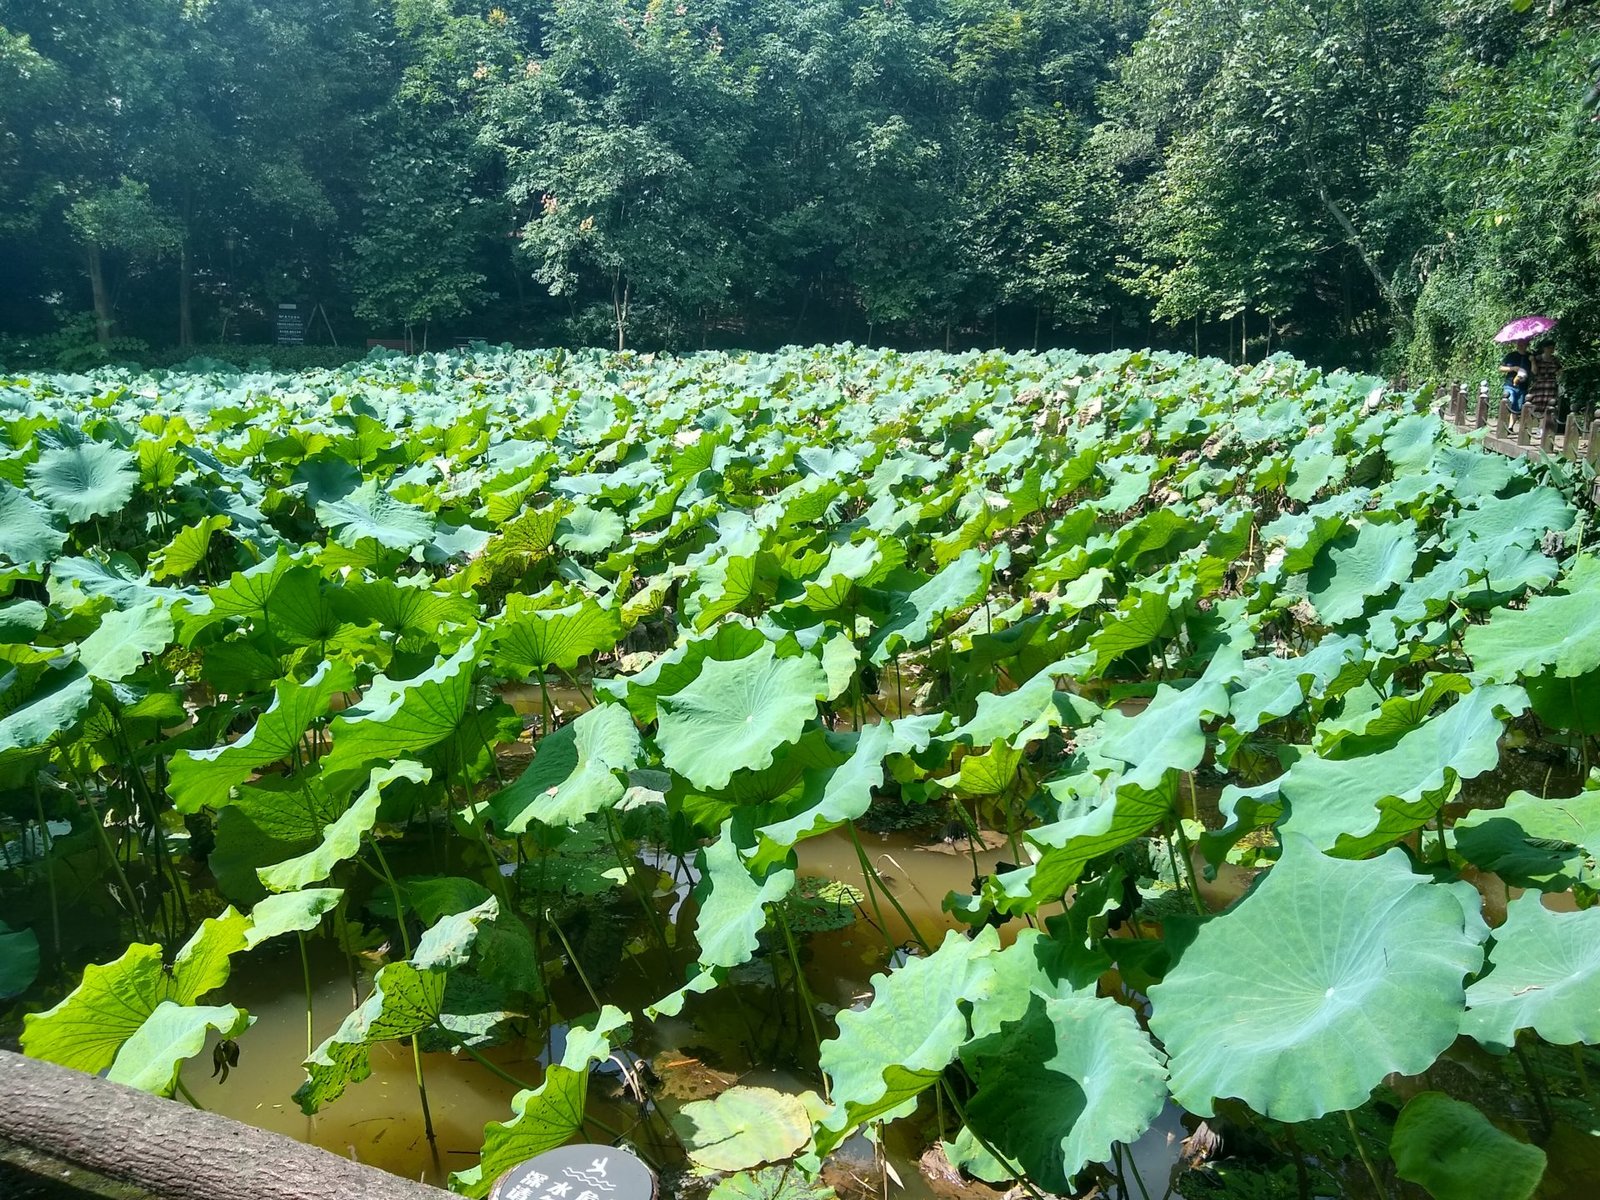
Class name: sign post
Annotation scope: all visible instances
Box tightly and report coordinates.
[275,303,305,346]
[489,1145,657,1200]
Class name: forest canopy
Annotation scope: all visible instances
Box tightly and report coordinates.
[0,0,1596,385]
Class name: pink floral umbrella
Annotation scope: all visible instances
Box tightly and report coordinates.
[1494,315,1556,343]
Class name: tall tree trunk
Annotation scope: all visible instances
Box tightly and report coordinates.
[178,240,194,348]
[86,244,112,347]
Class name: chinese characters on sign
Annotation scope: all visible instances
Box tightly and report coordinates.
[490,1145,656,1200]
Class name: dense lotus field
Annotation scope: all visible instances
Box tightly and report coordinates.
[2,345,1598,1200]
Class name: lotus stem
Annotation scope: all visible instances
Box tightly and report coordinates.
[298,931,315,1060]
[369,838,436,1145]
[937,1078,1043,1200]
[432,1017,534,1090]
[849,829,931,952]
[1342,1109,1389,1199]
[604,808,669,954]
[546,908,604,1013]
[775,905,830,1101]
[845,823,899,955]
[174,1070,204,1110]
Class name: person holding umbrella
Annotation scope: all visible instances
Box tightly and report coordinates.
[1528,341,1563,429]
[1494,315,1557,416]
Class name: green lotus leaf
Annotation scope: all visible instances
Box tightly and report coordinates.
[1464,894,1600,1052]
[150,515,231,581]
[1464,555,1600,682]
[709,1168,835,1200]
[656,642,827,790]
[749,722,894,868]
[258,761,429,892]
[489,703,640,832]
[1148,836,1486,1121]
[106,1001,253,1096]
[816,928,1002,1155]
[600,621,768,722]
[1277,684,1527,856]
[673,1085,815,1172]
[0,919,41,999]
[864,549,993,666]
[549,495,623,552]
[449,1006,631,1198]
[27,441,138,523]
[1092,648,1240,789]
[962,990,1167,1192]
[1226,635,1367,738]
[994,774,1173,912]
[1389,1092,1546,1200]
[0,483,67,565]
[490,592,620,676]
[1307,520,1418,625]
[169,659,358,813]
[75,598,174,683]
[0,663,93,754]
[20,906,251,1079]
[691,821,797,972]
[244,888,344,947]
[296,899,499,1113]
[319,634,481,776]
[1454,789,1600,892]
[315,478,436,550]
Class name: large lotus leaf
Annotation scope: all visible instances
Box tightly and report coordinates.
[319,634,481,776]
[0,483,67,565]
[0,663,93,754]
[656,642,827,790]
[1454,789,1600,892]
[490,703,641,832]
[599,621,768,722]
[1463,894,1600,1051]
[1389,1092,1546,1200]
[1277,685,1527,856]
[20,906,250,1074]
[258,761,429,891]
[864,549,993,665]
[106,1001,253,1096]
[1226,635,1367,737]
[995,773,1175,912]
[794,538,886,611]
[1464,555,1600,682]
[555,503,625,554]
[21,943,166,1072]
[1148,836,1486,1121]
[1306,520,1418,625]
[1444,487,1573,560]
[450,1006,631,1198]
[330,577,479,644]
[748,722,895,869]
[1091,648,1240,789]
[168,659,358,812]
[1086,586,1175,676]
[315,478,436,550]
[244,888,344,947]
[27,441,138,523]
[168,906,254,1004]
[295,900,498,1113]
[490,592,620,676]
[961,991,1167,1193]
[673,1086,815,1172]
[816,928,1002,1155]
[75,598,174,682]
[1311,673,1471,758]
[689,821,797,973]
[150,514,231,581]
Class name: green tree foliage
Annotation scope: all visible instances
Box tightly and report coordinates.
[0,0,1596,373]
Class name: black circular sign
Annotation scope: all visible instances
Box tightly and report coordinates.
[490,1145,657,1200]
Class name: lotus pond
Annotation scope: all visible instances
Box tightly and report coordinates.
[1,345,1599,1200]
